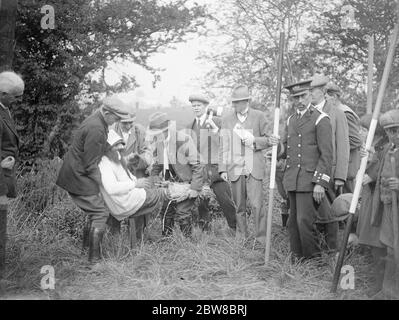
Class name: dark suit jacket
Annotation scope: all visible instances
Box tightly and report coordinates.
[150,129,204,191]
[56,111,109,196]
[281,107,333,192]
[218,108,271,182]
[0,103,19,198]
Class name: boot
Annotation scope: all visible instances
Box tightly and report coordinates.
[0,206,7,278]
[281,202,289,228]
[162,218,174,237]
[88,227,104,264]
[106,215,121,236]
[81,218,92,253]
[179,223,192,238]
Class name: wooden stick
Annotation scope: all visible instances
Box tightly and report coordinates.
[331,22,399,293]
[265,32,285,264]
[367,35,375,115]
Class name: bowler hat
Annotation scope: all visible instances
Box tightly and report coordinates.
[189,93,209,105]
[310,74,330,88]
[331,193,355,221]
[284,79,312,97]
[148,112,170,135]
[107,129,125,147]
[231,85,250,102]
[379,109,399,129]
[102,95,130,119]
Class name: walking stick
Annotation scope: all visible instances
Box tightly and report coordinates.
[331,22,399,293]
[389,149,399,267]
[265,31,284,264]
[367,35,375,115]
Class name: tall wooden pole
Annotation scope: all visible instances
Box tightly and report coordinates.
[265,32,284,264]
[367,35,375,114]
[331,21,399,293]
[0,0,18,71]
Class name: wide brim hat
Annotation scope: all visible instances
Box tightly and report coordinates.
[331,193,354,221]
[284,79,312,97]
[188,93,209,105]
[310,74,330,88]
[107,129,125,147]
[379,109,399,129]
[102,95,130,120]
[147,112,170,135]
[231,84,251,102]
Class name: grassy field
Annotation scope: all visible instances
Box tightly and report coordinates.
[0,157,375,300]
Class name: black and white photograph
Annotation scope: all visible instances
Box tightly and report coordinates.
[1,0,399,303]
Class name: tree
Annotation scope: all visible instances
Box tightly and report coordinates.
[0,0,18,71]
[11,0,207,164]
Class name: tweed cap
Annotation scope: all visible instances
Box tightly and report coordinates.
[102,95,130,119]
[231,84,250,102]
[107,129,125,147]
[147,112,170,134]
[325,82,341,96]
[189,93,209,105]
[284,79,312,97]
[310,74,330,88]
[380,109,399,129]
[331,193,354,221]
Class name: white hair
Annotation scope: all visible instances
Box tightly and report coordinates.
[0,71,25,93]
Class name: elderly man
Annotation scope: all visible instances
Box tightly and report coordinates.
[56,95,130,264]
[186,93,237,233]
[0,71,24,277]
[148,112,204,238]
[325,82,362,193]
[219,85,278,246]
[280,80,333,259]
[310,75,349,251]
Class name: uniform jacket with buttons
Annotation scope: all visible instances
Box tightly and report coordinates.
[281,106,333,192]
[0,103,19,198]
[218,108,272,182]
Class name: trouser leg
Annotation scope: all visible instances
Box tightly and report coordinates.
[325,221,339,252]
[0,204,7,278]
[211,181,237,230]
[175,198,195,237]
[106,215,121,235]
[287,192,302,257]
[231,176,248,237]
[247,175,267,245]
[276,170,289,228]
[295,192,320,258]
[382,247,399,299]
[198,198,211,231]
[133,215,146,241]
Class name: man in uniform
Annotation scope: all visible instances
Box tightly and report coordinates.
[148,112,204,237]
[186,93,237,233]
[325,82,362,193]
[218,85,278,246]
[0,71,24,277]
[56,95,130,264]
[279,80,333,259]
[310,75,349,251]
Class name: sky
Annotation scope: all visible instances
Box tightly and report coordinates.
[105,0,222,109]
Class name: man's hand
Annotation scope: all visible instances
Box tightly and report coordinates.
[1,156,15,170]
[362,174,373,186]
[360,145,374,159]
[187,189,199,199]
[313,184,325,204]
[0,195,9,206]
[387,177,399,191]
[268,135,280,146]
[135,178,152,189]
[242,133,255,147]
[220,172,228,182]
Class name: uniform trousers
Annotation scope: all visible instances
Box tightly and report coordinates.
[69,193,109,230]
[287,192,320,258]
[231,175,266,244]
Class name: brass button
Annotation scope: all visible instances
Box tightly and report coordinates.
[297,164,301,168]
[298,154,301,157]
[298,144,301,147]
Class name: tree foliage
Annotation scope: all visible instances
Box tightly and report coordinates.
[11,0,207,165]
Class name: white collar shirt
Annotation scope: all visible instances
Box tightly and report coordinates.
[237,107,249,123]
[314,99,326,112]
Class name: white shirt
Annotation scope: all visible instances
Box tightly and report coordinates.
[314,99,326,112]
[237,107,249,123]
[196,109,208,127]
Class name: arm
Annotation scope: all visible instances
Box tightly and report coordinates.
[218,118,229,174]
[99,158,136,196]
[334,109,350,182]
[312,117,333,190]
[345,111,362,150]
[135,125,153,167]
[0,120,8,197]
[82,127,107,185]
[185,136,204,191]
[254,112,272,150]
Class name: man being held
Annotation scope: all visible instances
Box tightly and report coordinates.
[0,71,24,277]
[56,95,130,264]
[186,93,237,233]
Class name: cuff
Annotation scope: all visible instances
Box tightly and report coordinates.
[312,170,331,189]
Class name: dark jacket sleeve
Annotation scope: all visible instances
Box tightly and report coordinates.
[345,111,362,150]
[0,119,8,196]
[83,126,107,185]
[312,116,333,189]
[254,112,272,150]
[183,136,204,191]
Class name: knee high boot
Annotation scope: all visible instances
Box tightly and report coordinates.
[0,206,7,278]
[82,218,92,253]
[88,227,104,264]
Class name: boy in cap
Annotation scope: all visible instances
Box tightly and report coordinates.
[279,80,333,259]
[56,95,130,264]
[186,93,237,234]
[369,109,399,299]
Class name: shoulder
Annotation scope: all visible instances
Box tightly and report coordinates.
[312,107,330,126]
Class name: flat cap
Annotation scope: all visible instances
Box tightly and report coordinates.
[102,95,130,120]
[147,112,170,135]
[325,82,341,96]
[310,74,330,88]
[331,193,354,221]
[379,109,399,129]
[189,93,209,105]
[231,84,250,102]
[284,79,312,97]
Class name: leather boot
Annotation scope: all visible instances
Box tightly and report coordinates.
[0,206,7,278]
[162,218,174,237]
[81,218,92,253]
[106,215,121,236]
[179,223,192,238]
[88,227,104,264]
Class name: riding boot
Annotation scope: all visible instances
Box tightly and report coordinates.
[88,227,104,264]
[106,215,121,236]
[162,218,174,237]
[0,206,7,278]
[81,218,92,253]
